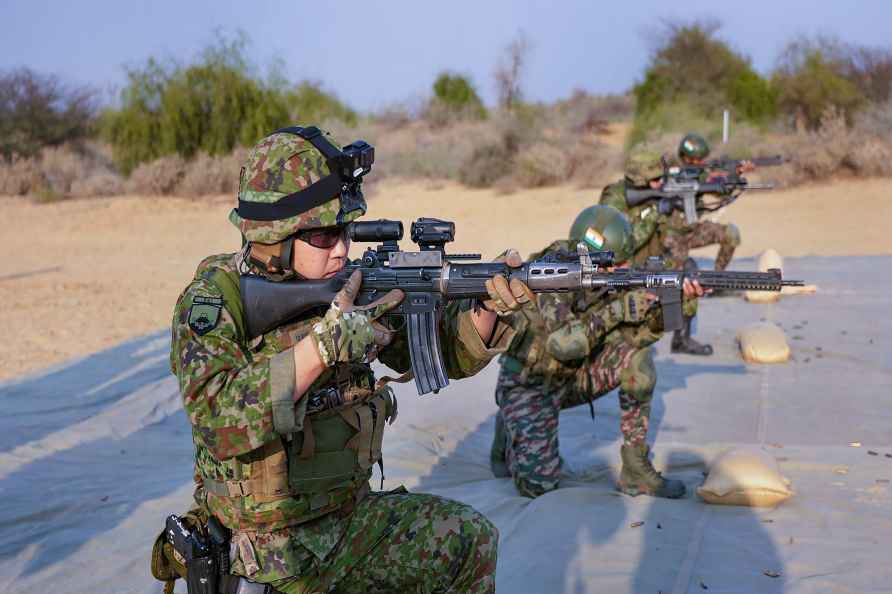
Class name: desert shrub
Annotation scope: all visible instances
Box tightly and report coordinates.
[0,155,46,195]
[512,142,569,187]
[125,155,187,195]
[176,149,246,197]
[633,21,777,125]
[752,107,892,186]
[628,100,723,149]
[460,141,515,187]
[772,39,865,130]
[854,100,892,137]
[554,91,633,134]
[0,68,98,160]
[287,81,357,126]
[0,141,122,198]
[70,173,124,197]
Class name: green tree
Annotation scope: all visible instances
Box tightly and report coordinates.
[100,32,302,174]
[772,38,867,129]
[286,81,357,126]
[632,21,777,123]
[432,72,486,117]
[0,68,97,160]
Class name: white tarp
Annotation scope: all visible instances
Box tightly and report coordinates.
[2,256,890,594]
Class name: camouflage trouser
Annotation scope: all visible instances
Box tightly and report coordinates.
[495,338,657,498]
[661,220,741,271]
[270,491,498,594]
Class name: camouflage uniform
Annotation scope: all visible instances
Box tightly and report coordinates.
[670,134,742,271]
[170,129,515,593]
[600,148,713,355]
[599,180,665,266]
[661,218,741,271]
[493,240,668,498]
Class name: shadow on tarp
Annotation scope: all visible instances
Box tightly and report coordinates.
[0,330,193,578]
[0,331,171,454]
[407,357,755,593]
[0,409,193,577]
[633,451,785,594]
[556,357,748,453]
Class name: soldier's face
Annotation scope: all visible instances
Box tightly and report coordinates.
[292,234,351,279]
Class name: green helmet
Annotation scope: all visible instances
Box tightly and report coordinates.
[625,147,664,187]
[569,205,635,263]
[229,128,367,244]
[678,133,710,162]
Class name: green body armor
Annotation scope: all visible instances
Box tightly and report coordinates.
[190,256,395,532]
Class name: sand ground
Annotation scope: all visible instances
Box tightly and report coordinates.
[2,176,891,380]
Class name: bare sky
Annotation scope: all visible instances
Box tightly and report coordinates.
[3,0,890,110]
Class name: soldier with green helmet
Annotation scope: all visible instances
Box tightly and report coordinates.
[489,204,701,499]
[165,126,535,593]
[668,132,745,276]
[600,146,714,355]
[678,132,711,165]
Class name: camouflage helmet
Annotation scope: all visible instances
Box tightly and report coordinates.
[229,129,367,244]
[569,205,635,263]
[678,133,710,162]
[625,147,664,187]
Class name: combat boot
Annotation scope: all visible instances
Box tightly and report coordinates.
[618,443,686,498]
[670,316,713,356]
[490,414,510,478]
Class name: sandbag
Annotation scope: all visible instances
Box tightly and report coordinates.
[737,322,790,363]
[745,249,783,303]
[697,447,793,507]
[745,248,818,302]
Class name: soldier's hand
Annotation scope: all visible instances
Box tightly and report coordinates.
[482,248,536,316]
[683,278,707,298]
[310,270,404,366]
[621,289,658,323]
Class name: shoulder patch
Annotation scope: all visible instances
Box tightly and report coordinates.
[188,295,223,336]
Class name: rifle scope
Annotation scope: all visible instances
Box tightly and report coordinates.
[349,219,404,242]
[411,217,455,247]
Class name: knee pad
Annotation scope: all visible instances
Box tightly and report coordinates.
[683,257,699,274]
[724,224,741,247]
[620,348,657,400]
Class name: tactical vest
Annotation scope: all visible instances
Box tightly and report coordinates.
[188,255,396,533]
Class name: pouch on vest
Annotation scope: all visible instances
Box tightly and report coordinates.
[289,387,395,508]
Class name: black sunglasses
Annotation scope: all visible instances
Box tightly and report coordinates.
[296,225,349,249]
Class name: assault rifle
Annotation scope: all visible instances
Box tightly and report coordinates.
[241,218,803,395]
[672,154,786,182]
[629,154,785,223]
[625,175,774,224]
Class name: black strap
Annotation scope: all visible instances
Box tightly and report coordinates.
[236,174,342,221]
[273,126,342,160]
[237,126,346,221]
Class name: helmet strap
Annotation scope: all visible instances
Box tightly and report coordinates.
[247,237,296,280]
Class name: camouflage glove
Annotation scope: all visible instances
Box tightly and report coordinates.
[310,270,404,366]
[482,249,536,316]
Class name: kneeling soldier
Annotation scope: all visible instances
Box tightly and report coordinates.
[491,205,702,499]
